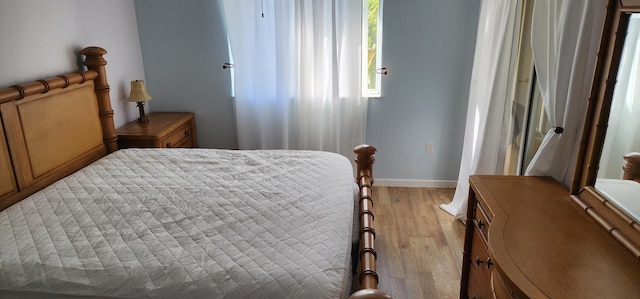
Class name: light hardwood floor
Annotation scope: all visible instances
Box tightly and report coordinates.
[373,187,465,299]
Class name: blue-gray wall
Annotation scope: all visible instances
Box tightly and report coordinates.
[0,0,145,128]
[368,0,479,182]
[135,0,237,149]
[134,0,480,183]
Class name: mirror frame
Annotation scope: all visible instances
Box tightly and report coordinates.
[572,0,640,258]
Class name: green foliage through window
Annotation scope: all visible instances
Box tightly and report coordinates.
[366,0,383,96]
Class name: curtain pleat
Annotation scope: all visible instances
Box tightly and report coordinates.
[525,0,607,186]
[222,0,367,159]
[440,0,517,219]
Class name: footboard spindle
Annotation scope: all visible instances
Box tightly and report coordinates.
[350,145,392,299]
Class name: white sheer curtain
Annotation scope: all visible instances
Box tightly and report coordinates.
[599,15,640,179]
[222,0,367,158]
[440,0,518,219]
[525,0,607,186]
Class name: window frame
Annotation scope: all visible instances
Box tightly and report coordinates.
[364,0,384,98]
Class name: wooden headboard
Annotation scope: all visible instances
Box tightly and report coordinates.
[0,46,117,211]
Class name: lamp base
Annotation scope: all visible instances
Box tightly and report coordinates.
[136,101,149,124]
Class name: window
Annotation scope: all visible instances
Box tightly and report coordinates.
[227,37,235,97]
[226,1,383,98]
[365,0,383,97]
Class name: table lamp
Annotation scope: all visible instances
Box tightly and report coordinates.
[127,80,152,123]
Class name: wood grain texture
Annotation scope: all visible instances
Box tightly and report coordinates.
[373,187,464,299]
[623,152,640,181]
[351,145,392,299]
[13,83,103,179]
[0,121,17,199]
[0,46,116,211]
[572,0,640,262]
[465,175,640,298]
[574,0,626,191]
[81,47,118,153]
[572,187,640,257]
[1,81,105,190]
[117,112,197,148]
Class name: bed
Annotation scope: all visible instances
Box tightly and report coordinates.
[0,47,391,299]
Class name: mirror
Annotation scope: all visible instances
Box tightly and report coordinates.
[594,13,640,222]
[573,0,640,256]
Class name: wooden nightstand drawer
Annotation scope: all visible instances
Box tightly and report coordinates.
[161,122,192,148]
[117,112,197,149]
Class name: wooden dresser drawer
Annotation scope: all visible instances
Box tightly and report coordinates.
[491,271,511,299]
[470,229,493,292]
[467,267,491,299]
[492,270,526,299]
[161,122,192,148]
[474,200,491,242]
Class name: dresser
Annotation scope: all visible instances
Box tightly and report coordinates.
[460,175,640,298]
[117,112,197,149]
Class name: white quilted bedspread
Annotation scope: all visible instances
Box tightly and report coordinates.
[0,149,355,299]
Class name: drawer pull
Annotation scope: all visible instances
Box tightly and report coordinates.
[477,219,485,229]
[166,142,172,148]
[486,257,494,269]
[185,128,190,136]
[475,256,483,266]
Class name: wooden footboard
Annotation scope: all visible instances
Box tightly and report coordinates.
[350,145,392,299]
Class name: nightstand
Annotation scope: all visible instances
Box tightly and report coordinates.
[117,112,197,149]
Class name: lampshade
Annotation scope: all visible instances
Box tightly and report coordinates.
[127,80,152,102]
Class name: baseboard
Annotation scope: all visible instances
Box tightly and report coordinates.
[374,179,457,188]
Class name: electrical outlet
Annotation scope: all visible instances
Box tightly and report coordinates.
[426,143,434,154]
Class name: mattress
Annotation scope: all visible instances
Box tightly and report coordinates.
[0,148,356,299]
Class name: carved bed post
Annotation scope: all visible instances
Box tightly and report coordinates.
[80,46,118,153]
[623,152,640,182]
[350,145,392,299]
